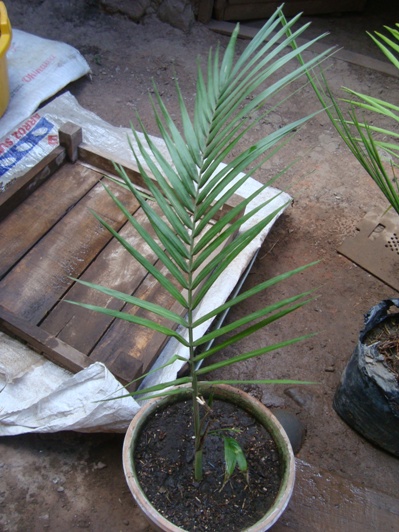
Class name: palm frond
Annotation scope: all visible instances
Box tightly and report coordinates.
[367,24,399,69]
[192,262,318,328]
[196,333,315,376]
[88,205,190,302]
[68,277,189,327]
[65,299,189,345]
[307,17,399,216]
[193,294,315,356]
[69,9,327,400]
[341,89,399,121]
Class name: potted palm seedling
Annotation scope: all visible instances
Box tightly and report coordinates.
[67,7,331,530]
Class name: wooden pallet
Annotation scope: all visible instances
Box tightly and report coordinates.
[0,123,241,387]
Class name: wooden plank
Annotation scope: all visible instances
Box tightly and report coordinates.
[0,162,101,279]
[59,122,83,162]
[42,190,234,384]
[207,20,399,79]
[0,170,140,324]
[89,258,182,384]
[40,206,161,354]
[0,305,91,374]
[101,348,144,387]
[0,146,66,223]
[78,143,148,190]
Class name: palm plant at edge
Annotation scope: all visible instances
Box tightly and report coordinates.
[311,23,399,214]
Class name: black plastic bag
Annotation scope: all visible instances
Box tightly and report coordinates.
[333,299,399,457]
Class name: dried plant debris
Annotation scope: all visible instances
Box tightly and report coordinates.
[364,315,399,381]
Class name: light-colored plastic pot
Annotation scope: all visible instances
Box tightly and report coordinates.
[123,383,295,532]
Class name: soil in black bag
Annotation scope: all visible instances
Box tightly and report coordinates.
[333,299,399,457]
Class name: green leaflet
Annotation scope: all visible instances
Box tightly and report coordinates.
[65,300,188,345]
[193,297,315,357]
[196,334,315,376]
[223,436,248,486]
[69,277,188,328]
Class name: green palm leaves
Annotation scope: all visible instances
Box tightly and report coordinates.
[369,24,399,70]
[312,24,399,214]
[69,7,329,392]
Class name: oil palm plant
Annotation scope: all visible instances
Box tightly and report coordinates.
[67,7,331,482]
[311,24,399,213]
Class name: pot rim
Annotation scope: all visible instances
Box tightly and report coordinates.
[122,383,295,532]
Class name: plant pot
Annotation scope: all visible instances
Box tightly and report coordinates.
[333,299,399,456]
[123,383,295,532]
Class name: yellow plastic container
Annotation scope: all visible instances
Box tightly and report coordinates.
[0,2,12,117]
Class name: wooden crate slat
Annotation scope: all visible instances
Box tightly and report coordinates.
[40,207,160,354]
[103,348,144,386]
[0,146,66,223]
[0,304,92,374]
[90,258,183,383]
[0,162,101,279]
[0,170,140,324]
[78,143,147,190]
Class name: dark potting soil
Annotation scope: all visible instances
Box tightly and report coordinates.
[134,398,283,531]
[364,315,399,382]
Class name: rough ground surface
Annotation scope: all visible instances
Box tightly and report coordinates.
[2,0,399,530]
